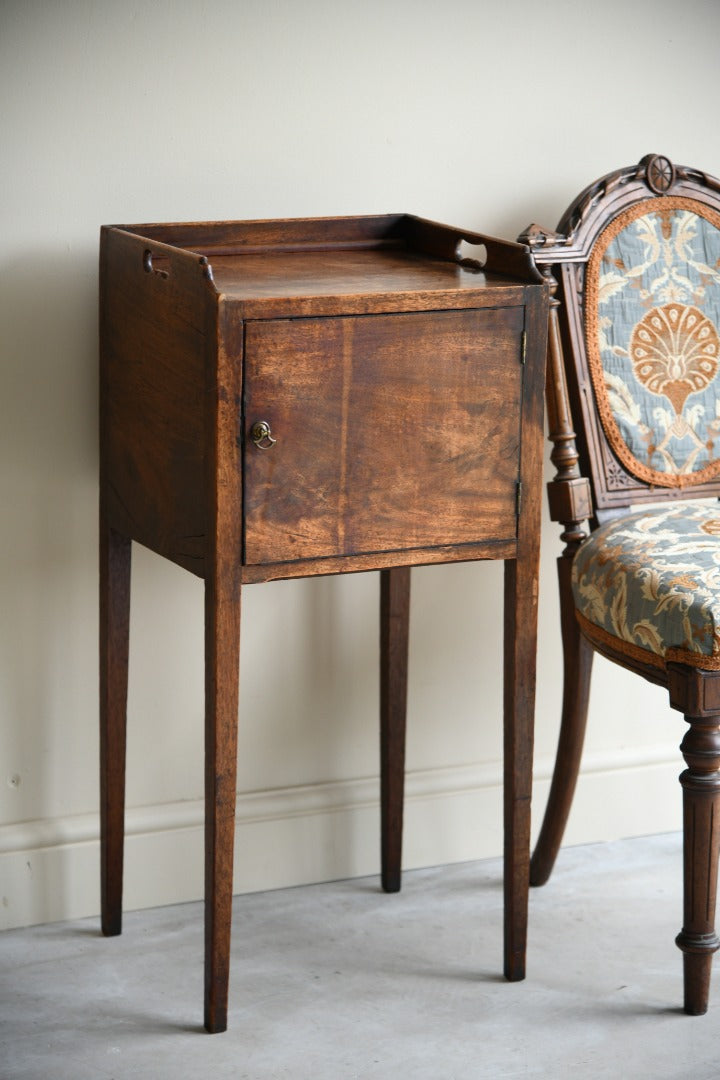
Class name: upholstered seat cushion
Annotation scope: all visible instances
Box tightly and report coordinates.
[572,501,720,669]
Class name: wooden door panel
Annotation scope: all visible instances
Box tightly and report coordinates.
[244,308,524,565]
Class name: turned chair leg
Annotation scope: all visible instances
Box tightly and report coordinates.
[530,555,593,887]
[99,523,131,937]
[380,566,411,894]
[676,712,720,1015]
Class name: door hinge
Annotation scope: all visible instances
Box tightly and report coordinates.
[520,330,527,365]
[516,481,523,517]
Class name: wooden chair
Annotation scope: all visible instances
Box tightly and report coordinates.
[521,154,720,1014]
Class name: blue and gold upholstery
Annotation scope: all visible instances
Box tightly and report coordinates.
[585,199,720,488]
[573,501,720,669]
[574,197,720,671]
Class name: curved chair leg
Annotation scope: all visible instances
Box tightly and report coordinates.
[530,554,593,886]
[676,710,720,1015]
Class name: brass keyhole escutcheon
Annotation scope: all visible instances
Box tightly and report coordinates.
[250,420,277,450]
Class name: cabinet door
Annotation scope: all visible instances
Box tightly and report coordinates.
[243,308,525,566]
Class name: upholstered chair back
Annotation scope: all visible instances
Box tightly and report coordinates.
[529,155,720,520]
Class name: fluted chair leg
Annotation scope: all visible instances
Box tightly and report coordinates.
[676,712,720,1015]
[530,555,593,886]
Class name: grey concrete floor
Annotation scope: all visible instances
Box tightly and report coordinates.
[1,833,718,1079]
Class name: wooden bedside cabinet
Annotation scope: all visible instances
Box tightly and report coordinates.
[99,214,548,1032]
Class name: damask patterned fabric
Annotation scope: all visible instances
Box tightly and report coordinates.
[586,198,720,488]
[572,501,720,669]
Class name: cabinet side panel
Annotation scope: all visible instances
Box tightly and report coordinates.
[100,228,216,575]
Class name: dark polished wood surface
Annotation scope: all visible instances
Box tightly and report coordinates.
[209,248,524,308]
[243,307,524,565]
[100,213,548,1032]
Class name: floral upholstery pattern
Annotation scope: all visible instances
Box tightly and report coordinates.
[572,501,720,669]
[585,197,720,487]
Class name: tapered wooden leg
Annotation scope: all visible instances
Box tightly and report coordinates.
[503,555,540,982]
[676,713,720,1015]
[204,567,241,1034]
[99,522,131,938]
[203,304,244,1034]
[530,555,593,886]
[380,566,411,893]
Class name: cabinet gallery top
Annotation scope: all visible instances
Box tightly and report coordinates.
[101,214,544,320]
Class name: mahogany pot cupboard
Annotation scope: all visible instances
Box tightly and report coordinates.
[99,214,548,1032]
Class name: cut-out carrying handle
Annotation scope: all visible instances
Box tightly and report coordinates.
[456,239,488,271]
[99,225,215,288]
[143,248,170,279]
[403,215,544,283]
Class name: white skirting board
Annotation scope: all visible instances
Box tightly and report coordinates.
[0,746,682,932]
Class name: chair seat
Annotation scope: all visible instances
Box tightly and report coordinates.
[572,501,720,669]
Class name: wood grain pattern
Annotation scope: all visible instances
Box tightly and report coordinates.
[209,251,524,320]
[100,213,548,1032]
[203,302,244,1034]
[100,226,214,576]
[240,538,518,584]
[244,308,525,565]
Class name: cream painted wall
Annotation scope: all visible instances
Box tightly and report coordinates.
[2,0,719,930]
